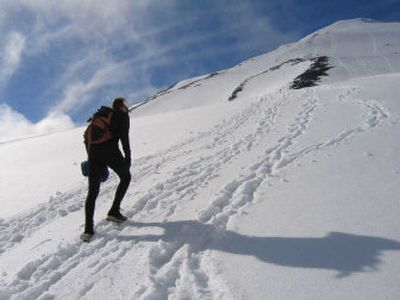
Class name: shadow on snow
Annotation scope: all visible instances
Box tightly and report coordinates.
[111,220,400,278]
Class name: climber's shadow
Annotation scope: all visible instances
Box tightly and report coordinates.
[118,220,400,278]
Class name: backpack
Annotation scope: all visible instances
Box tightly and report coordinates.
[84,107,114,145]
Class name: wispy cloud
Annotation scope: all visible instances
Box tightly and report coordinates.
[0,0,296,127]
[0,1,176,112]
[215,1,297,54]
[0,32,25,86]
[52,60,134,114]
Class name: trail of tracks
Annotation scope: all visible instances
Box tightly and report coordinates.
[0,86,390,299]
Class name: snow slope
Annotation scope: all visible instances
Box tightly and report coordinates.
[1,19,400,299]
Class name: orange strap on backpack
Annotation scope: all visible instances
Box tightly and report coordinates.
[86,111,113,145]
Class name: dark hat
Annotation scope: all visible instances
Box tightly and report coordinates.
[112,97,126,110]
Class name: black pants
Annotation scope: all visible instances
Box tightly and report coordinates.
[84,147,131,233]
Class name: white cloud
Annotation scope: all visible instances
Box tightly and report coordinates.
[34,112,75,134]
[52,60,134,114]
[0,103,74,143]
[216,1,295,53]
[8,0,166,52]
[0,0,295,125]
[0,31,25,85]
[4,0,179,112]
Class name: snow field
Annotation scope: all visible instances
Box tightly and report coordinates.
[2,74,399,299]
[213,78,400,299]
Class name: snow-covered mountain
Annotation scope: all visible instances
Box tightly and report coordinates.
[1,18,400,299]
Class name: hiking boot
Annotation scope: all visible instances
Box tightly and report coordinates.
[106,211,127,223]
[80,232,94,243]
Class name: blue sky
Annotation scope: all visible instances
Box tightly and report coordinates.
[0,0,400,140]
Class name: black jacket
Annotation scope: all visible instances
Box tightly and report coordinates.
[87,106,131,160]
